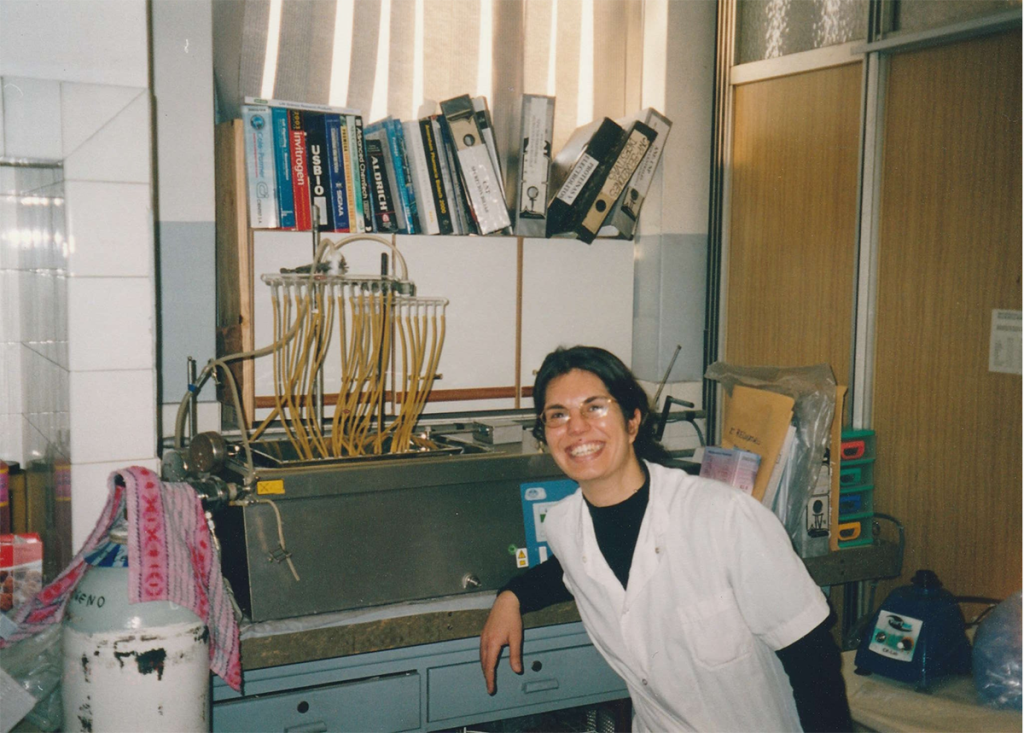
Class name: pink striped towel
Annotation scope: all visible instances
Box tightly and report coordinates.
[0,466,241,691]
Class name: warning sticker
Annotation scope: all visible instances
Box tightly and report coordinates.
[515,548,529,568]
[256,480,285,495]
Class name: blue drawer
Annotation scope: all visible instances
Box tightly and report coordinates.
[213,670,420,732]
[428,644,625,724]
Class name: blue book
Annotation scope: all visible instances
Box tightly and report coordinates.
[302,111,335,231]
[324,114,350,232]
[271,107,296,228]
[386,118,419,234]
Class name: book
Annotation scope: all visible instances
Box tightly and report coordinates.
[599,108,672,240]
[508,94,555,238]
[576,120,656,243]
[699,446,762,496]
[323,114,351,232]
[364,121,407,232]
[303,111,334,231]
[338,115,359,233]
[545,117,623,239]
[364,135,400,233]
[270,106,296,229]
[403,119,440,235]
[439,94,511,235]
[434,114,474,235]
[386,117,419,234]
[343,114,365,233]
[720,385,796,503]
[245,96,360,116]
[419,117,454,235]
[352,116,375,232]
[288,108,312,231]
[241,104,278,229]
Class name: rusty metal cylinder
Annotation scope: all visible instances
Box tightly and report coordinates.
[61,527,210,731]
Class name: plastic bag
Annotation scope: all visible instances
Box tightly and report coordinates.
[0,623,64,731]
[704,362,836,548]
[973,591,1022,710]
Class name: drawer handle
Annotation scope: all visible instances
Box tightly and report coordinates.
[522,678,560,694]
[284,722,328,733]
[838,523,861,541]
[841,441,866,460]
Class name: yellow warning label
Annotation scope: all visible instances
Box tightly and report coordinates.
[515,548,529,568]
[257,480,285,495]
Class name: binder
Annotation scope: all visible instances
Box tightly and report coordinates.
[472,96,508,214]
[439,94,511,235]
[434,115,474,235]
[546,117,623,239]
[598,108,672,240]
[507,94,555,238]
[576,120,655,243]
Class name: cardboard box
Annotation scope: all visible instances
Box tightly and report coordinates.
[0,534,43,615]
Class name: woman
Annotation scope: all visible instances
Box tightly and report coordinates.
[479,346,851,732]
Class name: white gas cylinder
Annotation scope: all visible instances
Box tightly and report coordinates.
[61,527,210,732]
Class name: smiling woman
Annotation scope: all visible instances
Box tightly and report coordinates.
[478,345,852,732]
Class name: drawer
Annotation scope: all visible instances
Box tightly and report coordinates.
[839,461,874,489]
[428,644,625,723]
[213,671,420,732]
[838,516,873,548]
[838,489,873,517]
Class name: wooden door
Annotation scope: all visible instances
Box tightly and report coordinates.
[872,31,1022,600]
[726,62,863,388]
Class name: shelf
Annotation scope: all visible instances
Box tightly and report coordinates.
[802,540,902,587]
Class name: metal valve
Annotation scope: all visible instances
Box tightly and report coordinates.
[461,573,481,590]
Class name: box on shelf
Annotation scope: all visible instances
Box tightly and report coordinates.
[1,533,43,616]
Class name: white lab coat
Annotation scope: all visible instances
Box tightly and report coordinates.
[544,460,829,732]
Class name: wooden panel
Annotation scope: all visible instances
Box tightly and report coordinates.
[726,63,862,391]
[872,31,1022,600]
[214,120,255,423]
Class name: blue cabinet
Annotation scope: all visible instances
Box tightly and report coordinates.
[212,623,628,733]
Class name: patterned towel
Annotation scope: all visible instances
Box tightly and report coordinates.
[0,466,241,691]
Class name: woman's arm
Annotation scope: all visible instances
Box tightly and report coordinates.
[774,616,853,732]
[479,556,573,694]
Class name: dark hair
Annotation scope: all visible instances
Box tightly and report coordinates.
[531,345,670,465]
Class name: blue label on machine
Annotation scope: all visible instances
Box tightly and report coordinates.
[519,479,578,567]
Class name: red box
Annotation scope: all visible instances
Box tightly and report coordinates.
[0,533,43,615]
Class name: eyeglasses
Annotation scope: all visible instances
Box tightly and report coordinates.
[540,396,618,428]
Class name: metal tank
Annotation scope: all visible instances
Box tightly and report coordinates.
[61,526,210,732]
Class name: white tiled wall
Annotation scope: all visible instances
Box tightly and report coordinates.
[0,0,159,554]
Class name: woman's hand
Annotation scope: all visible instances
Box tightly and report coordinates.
[479,590,524,694]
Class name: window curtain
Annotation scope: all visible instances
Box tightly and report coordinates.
[223,0,642,164]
